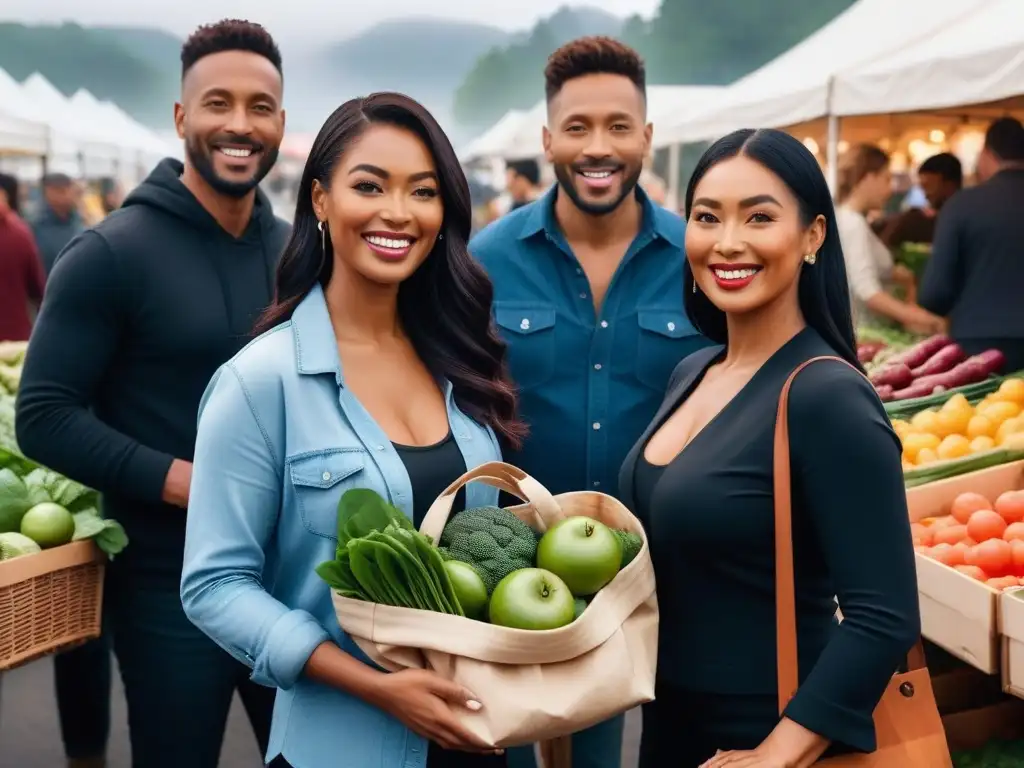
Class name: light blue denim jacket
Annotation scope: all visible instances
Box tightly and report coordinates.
[180,285,501,768]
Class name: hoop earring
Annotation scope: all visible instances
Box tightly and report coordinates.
[317,220,326,253]
[438,232,443,241]
[692,280,697,294]
[804,252,817,265]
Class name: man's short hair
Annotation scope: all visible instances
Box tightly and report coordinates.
[181,19,282,78]
[507,159,541,187]
[984,117,1024,163]
[918,152,963,187]
[41,172,73,189]
[544,36,646,103]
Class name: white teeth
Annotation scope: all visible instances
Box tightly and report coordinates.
[581,170,613,178]
[365,235,413,249]
[219,147,253,158]
[713,268,759,280]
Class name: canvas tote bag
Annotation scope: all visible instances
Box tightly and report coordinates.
[330,460,658,764]
[774,357,952,766]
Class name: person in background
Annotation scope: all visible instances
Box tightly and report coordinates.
[919,117,1024,370]
[834,144,945,335]
[99,177,125,215]
[622,127,920,768]
[0,172,46,342]
[29,173,85,276]
[471,36,711,768]
[506,158,543,211]
[15,19,290,768]
[880,153,962,249]
[182,90,519,768]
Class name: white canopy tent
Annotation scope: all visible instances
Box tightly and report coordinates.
[832,0,1024,122]
[459,109,530,163]
[69,90,170,182]
[21,72,121,176]
[653,0,984,150]
[0,69,48,157]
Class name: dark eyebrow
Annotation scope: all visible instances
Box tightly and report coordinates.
[692,194,782,210]
[348,164,438,184]
[201,87,277,106]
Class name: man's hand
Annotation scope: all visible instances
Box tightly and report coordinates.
[162,459,193,508]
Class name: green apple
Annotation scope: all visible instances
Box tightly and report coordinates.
[20,502,75,549]
[536,516,622,597]
[444,560,489,620]
[488,568,575,630]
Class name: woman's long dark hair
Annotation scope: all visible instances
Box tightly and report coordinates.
[255,92,526,447]
[682,128,863,371]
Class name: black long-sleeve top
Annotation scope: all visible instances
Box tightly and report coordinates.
[919,168,1024,339]
[618,328,921,752]
[15,159,288,586]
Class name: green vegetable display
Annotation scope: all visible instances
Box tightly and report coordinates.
[437,505,539,593]
[316,489,465,616]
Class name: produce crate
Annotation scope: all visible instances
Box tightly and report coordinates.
[0,540,104,671]
[999,587,1024,698]
[908,461,1024,673]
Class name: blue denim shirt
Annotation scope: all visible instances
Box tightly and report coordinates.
[471,186,711,499]
[180,285,501,768]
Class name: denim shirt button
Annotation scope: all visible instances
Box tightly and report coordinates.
[376,445,385,451]
[600,320,609,328]
[321,471,331,482]
[594,364,602,371]
[667,321,676,331]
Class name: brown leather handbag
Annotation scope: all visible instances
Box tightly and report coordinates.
[774,357,953,766]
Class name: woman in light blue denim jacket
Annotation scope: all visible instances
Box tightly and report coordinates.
[181,93,527,768]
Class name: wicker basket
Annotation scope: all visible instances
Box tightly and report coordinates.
[0,540,105,671]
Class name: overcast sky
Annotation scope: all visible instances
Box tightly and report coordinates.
[3,0,662,42]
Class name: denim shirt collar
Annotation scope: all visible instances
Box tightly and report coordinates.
[290,283,455,401]
[517,183,682,249]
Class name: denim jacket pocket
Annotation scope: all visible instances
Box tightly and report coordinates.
[289,448,369,540]
[494,302,558,390]
[635,308,698,390]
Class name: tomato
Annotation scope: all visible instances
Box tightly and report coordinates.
[948,542,970,567]
[910,523,934,547]
[933,524,969,546]
[951,492,994,524]
[967,509,1008,542]
[927,543,955,565]
[928,515,959,530]
[1004,522,1024,542]
[955,565,989,581]
[995,490,1024,523]
[986,576,1020,591]
[966,539,1013,576]
[1011,540,1024,576]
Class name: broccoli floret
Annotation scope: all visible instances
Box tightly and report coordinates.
[613,529,642,567]
[439,506,538,592]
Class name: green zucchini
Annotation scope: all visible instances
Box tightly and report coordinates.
[903,448,1024,488]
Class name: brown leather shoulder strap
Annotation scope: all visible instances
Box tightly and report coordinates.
[774,355,926,714]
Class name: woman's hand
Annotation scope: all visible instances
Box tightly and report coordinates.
[375,668,501,755]
[699,745,790,767]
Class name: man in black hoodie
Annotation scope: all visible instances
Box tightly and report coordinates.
[16,20,290,768]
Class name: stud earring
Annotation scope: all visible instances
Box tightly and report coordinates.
[804,252,817,265]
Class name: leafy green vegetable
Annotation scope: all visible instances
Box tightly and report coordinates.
[0,468,35,532]
[438,506,539,593]
[612,529,642,567]
[0,531,42,560]
[316,489,464,616]
[72,509,128,558]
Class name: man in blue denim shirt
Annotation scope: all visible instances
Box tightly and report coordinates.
[471,37,710,768]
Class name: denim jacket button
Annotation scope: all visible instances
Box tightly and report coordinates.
[321,471,331,482]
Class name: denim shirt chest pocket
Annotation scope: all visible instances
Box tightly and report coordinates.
[493,302,557,389]
[289,448,370,540]
[635,308,697,390]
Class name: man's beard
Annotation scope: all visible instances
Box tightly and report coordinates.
[553,162,642,216]
[185,136,279,199]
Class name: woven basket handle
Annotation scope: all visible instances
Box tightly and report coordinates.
[420,461,562,541]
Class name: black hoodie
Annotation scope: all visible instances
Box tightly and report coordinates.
[16,158,290,586]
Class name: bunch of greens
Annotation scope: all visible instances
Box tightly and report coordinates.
[316,489,465,616]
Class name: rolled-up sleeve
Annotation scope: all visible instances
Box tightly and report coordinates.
[181,363,330,690]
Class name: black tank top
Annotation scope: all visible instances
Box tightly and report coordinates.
[392,432,468,528]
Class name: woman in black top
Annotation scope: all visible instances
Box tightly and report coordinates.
[619,129,920,768]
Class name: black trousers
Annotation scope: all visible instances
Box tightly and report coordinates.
[54,633,112,759]
[103,574,286,768]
